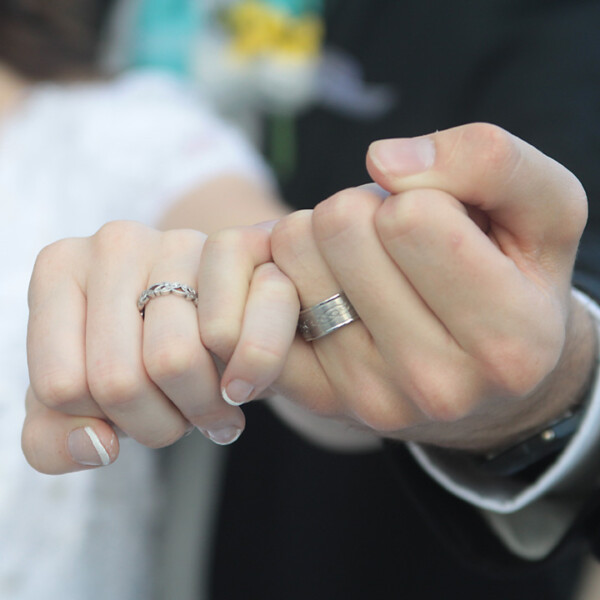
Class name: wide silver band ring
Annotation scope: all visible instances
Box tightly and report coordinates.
[137,282,198,317]
[298,292,359,341]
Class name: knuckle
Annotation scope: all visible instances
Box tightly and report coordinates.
[29,238,81,300]
[204,227,247,253]
[200,318,239,362]
[342,370,416,432]
[32,370,88,411]
[253,261,285,283]
[557,175,589,243]
[160,228,206,256]
[271,210,313,268]
[401,359,476,423]
[91,221,154,268]
[375,188,445,239]
[143,424,188,449]
[87,365,143,408]
[236,340,284,374]
[33,238,76,270]
[203,225,267,261]
[93,220,147,249]
[417,386,474,423]
[144,336,200,383]
[352,395,412,433]
[253,263,298,300]
[312,188,378,242]
[475,335,558,398]
[464,123,520,176]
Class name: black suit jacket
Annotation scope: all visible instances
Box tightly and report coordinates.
[208,1,600,598]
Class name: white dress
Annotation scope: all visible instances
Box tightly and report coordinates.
[0,70,268,600]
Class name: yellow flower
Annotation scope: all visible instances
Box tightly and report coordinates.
[278,15,322,57]
[225,0,323,59]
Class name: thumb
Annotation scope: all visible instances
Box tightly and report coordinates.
[366,123,587,255]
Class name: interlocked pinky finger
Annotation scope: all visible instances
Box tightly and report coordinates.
[221,263,300,406]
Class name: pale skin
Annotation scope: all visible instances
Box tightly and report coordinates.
[0,60,293,468]
[269,125,596,451]
[227,125,595,452]
[21,121,598,474]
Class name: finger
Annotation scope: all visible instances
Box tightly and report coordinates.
[197,225,273,363]
[85,222,189,448]
[366,123,588,258]
[143,230,245,446]
[374,189,565,390]
[23,387,118,474]
[221,262,299,406]
[312,188,478,422]
[271,209,424,427]
[312,188,441,346]
[27,238,103,418]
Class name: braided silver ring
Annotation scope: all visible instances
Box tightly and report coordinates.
[137,282,198,317]
[298,292,359,341]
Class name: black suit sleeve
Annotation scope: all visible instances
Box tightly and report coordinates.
[276,0,600,573]
[385,0,600,570]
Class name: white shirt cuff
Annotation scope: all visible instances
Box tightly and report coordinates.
[406,289,600,557]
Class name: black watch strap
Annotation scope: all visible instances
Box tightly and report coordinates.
[477,407,587,477]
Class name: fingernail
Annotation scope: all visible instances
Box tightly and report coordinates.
[200,426,243,446]
[253,219,280,232]
[369,138,435,176]
[357,182,390,200]
[222,380,255,406]
[68,426,112,467]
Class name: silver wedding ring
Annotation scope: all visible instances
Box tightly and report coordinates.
[137,282,198,317]
[298,292,359,341]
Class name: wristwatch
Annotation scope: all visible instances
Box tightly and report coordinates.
[478,405,587,477]
[478,287,600,477]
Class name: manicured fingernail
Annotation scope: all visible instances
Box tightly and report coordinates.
[68,426,111,467]
[222,380,255,406]
[357,182,390,199]
[253,219,280,232]
[369,138,435,176]
[200,426,243,446]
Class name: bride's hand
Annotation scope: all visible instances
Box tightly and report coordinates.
[23,221,298,473]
